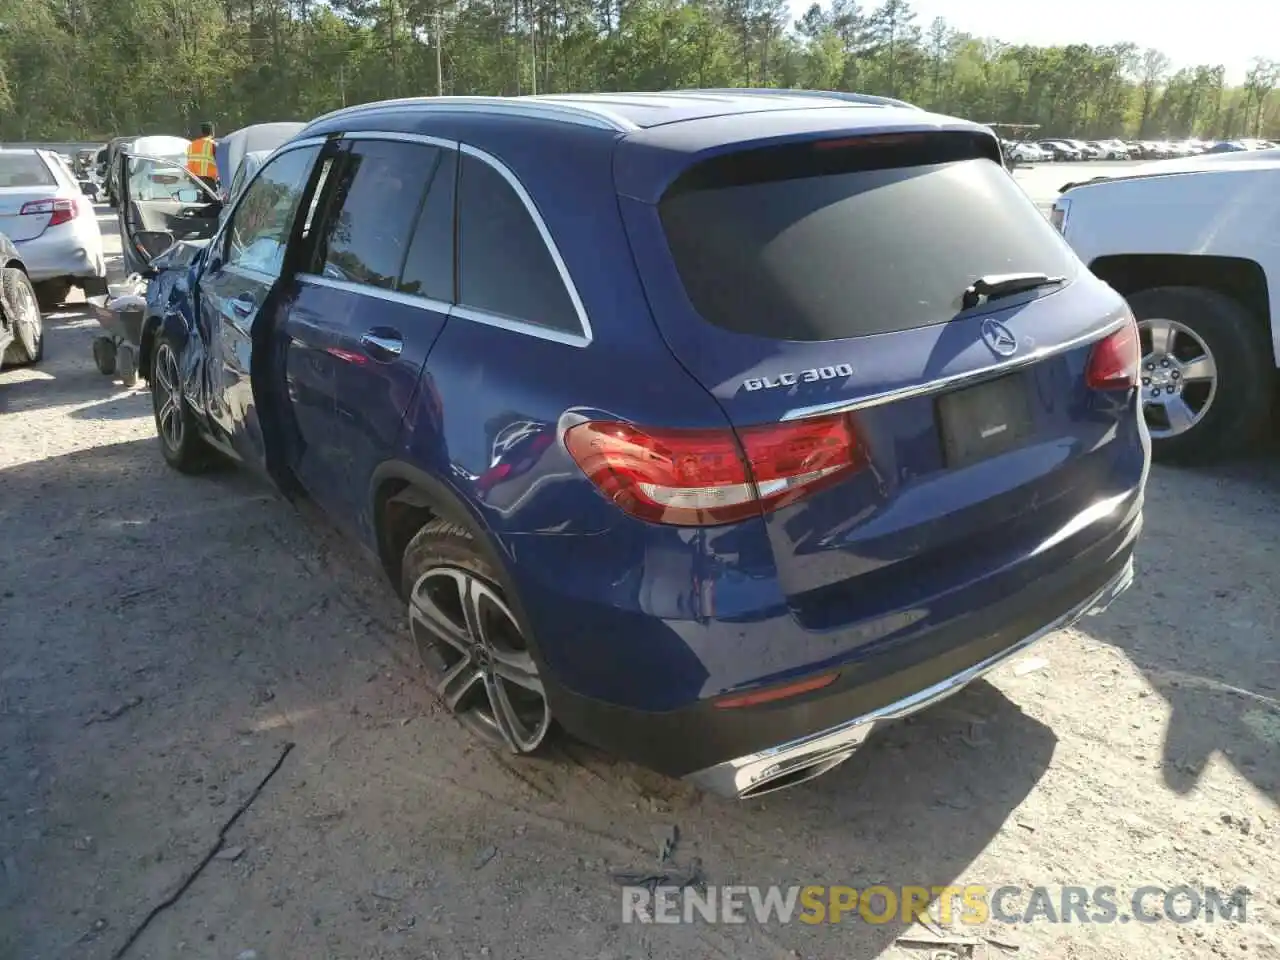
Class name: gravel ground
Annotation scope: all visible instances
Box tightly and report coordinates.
[1,202,1279,960]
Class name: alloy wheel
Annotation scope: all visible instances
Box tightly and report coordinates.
[409,565,551,753]
[152,343,185,451]
[1138,317,1218,439]
[10,273,42,358]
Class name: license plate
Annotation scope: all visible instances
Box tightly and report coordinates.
[936,372,1035,468]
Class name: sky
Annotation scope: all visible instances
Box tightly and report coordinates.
[796,0,1278,85]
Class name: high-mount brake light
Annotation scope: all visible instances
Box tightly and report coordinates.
[812,133,927,151]
[564,414,866,527]
[1085,317,1141,390]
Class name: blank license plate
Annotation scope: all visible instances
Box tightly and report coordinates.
[936,372,1035,468]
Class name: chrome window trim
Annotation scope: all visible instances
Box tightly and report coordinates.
[341,131,459,151]
[456,142,593,347]
[298,273,452,315]
[781,313,1130,421]
[305,96,638,134]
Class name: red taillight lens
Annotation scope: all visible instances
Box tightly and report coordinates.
[20,197,78,227]
[563,414,865,527]
[1086,319,1141,390]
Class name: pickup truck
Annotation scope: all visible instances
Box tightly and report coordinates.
[1053,150,1280,464]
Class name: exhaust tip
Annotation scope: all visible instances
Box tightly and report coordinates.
[737,749,856,800]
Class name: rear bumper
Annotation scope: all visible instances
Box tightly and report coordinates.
[544,503,1141,793]
[686,553,1134,799]
[16,223,106,282]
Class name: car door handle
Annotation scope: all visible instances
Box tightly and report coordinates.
[229,294,255,316]
[360,330,403,360]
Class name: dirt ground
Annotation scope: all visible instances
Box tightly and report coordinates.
[2,203,1279,960]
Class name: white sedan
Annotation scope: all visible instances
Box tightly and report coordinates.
[1010,142,1050,163]
[0,148,107,309]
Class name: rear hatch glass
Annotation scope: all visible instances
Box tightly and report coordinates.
[658,133,1078,341]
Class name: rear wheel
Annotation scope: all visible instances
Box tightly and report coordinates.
[1128,286,1272,465]
[151,335,212,473]
[1,268,44,367]
[33,279,71,311]
[402,519,553,755]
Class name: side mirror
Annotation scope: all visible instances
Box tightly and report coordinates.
[172,188,200,204]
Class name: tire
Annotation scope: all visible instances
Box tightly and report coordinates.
[401,518,554,755]
[92,335,117,375]
[1,268,44,367]
[1128,286,1273,465]
[150,334,212,473]
[117,343,139,387]
[33,279,71,311]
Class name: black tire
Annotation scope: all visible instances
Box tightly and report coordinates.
[33,279,71,311]
[150,334,212,473]
[1128,285,1273,465]
[1,267,44,367]
[401,518,554,755]
[92,336,117,375]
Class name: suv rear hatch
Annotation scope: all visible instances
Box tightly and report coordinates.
[616,123,1142,634]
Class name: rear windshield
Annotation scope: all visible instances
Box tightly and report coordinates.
[0,153,56,188]
[658,134,1079,341]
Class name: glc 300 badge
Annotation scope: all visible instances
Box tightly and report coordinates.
[743,363,854,392]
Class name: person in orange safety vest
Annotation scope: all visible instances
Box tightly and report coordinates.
[186,121,219,191]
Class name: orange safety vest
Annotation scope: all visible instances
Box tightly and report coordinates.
[186,136,217,178]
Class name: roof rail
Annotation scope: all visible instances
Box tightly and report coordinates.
[682,88,924,110]
[303,95,638,135]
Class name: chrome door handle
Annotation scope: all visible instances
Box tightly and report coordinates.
[360,332,403,358]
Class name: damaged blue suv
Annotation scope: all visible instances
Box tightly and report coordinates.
[132,91,1147,799]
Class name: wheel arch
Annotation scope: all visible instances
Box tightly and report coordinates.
[1089,253,1276,367]
[369,461,514,602]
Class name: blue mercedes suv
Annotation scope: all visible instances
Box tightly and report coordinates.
[129,90,1148,799]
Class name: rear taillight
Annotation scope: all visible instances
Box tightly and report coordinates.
[20,197,79,227]
[1086,318,1141,390]
[564,413,866,526]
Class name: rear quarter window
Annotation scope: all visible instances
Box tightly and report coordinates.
[659,133,1079,342]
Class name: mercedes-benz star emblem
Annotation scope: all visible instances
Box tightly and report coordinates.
[980,318,1018,357]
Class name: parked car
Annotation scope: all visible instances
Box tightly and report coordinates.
[1089,140,1130,160]
[1039,140,1083,161]
[0,231,44,368]
[1010,141,1050,163]
[0,148,108,308]
[131,90,1145,799]
[213,122,307,203]
[1054,151,1280,463]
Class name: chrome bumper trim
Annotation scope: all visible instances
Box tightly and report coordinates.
[685,556,1136,800]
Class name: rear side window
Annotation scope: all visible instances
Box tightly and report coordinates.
[0,153,55,188]
[659,134,1079,342]
[456,152,579,333]
[312,140,438,290]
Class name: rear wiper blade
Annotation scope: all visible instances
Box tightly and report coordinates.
[962,273,1067,310]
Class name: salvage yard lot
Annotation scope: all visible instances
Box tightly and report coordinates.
[2,198,1279,960]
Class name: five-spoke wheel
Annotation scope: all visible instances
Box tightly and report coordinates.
[403,520,552,753]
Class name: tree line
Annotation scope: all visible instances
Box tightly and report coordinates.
[2,0,1277,142]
